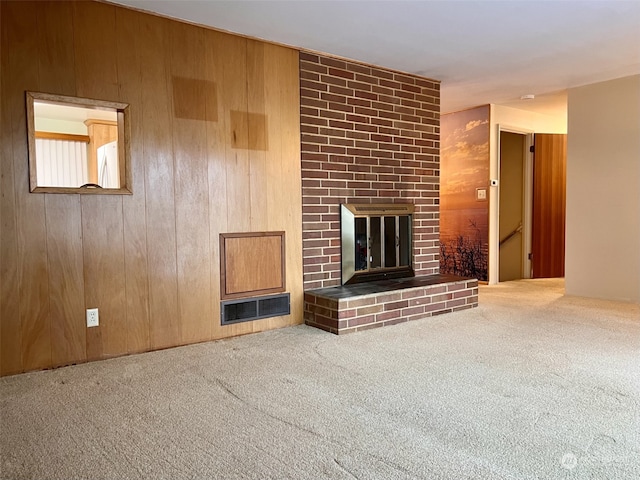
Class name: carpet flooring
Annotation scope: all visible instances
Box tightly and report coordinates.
[1,279,639,479]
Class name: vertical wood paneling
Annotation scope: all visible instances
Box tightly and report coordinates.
[115,8,151,354]
[204,29,230,341]
[81,198,127,360]
[263,44,285,234]
[36,1,76,96]
[219,34,255,338]
[72,1,119,100]
[532,133,567,278]
[7,3,52,372]
[1,1,303,376]
[265,44,303,329]
[260,43,285,335]
[73,2,127,359]
[247,40,268,232]
[46,198,86,366]
[267,46,300,334]
[169,21,213,345]
[0,2,23,375]
[37,1,87,367]
[222,37,251,233]
[138,15,180,350]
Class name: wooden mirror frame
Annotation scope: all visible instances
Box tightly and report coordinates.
[26,91,132,194]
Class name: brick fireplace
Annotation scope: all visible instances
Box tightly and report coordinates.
[300,52,478,333]
[300,52,440,290]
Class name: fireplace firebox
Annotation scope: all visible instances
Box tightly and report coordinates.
[341,204,414,285]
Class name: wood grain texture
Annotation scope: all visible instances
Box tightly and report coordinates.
[139,14,180,350]
[0,2,23,375]
[35,132,90,142]
[267,45,303,330]
[46,196,86,367]
[221,233,285,297]
[204,29,230,341]
[1,0,303,376]
[73,2,128,361]
[260,43,303,331]
[223,36,252,234]
[532,134,567,278]
[7,2,52,372]
[36,1,87,368]
[86,122,118,184]
[247,41,268,232]
[36,1,76,97]
[72,1,119,101]
[116,7,151,354]
[168,19,213,345]
[81,196,127,360]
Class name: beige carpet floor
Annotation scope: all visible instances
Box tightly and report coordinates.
[1,279,639,479]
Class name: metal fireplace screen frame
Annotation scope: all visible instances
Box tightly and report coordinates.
[341,203,415,285]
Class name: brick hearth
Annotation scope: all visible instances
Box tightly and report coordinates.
[304,274,478,334]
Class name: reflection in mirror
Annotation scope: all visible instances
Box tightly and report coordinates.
[26,92,131,194]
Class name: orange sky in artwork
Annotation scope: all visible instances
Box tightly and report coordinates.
[440,106,490,210]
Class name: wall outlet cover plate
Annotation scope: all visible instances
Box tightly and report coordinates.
[86,308,99,328]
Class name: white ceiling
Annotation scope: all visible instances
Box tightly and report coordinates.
[35,102,117,123]
[111,0,640,117]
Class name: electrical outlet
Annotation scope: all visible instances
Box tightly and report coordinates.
[86,308,99,328]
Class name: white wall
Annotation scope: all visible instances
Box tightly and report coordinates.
[488,105,567,284]
[565,75,640,303]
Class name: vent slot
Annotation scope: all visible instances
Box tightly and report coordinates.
[223,301,257,323]
[354,206,407,212]
[259,295,289,316]
[221,293,290,326]
[344,203,415,216]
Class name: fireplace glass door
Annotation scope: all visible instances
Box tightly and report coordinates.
[342,204,414,284]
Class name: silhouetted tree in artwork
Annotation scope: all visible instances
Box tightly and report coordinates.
[439,219,488,281]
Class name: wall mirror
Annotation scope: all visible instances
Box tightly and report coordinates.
[26,92,131,194]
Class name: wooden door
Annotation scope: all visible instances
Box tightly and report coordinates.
[532,134,567,278]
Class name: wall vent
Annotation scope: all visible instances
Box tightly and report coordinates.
[221,293,290,325]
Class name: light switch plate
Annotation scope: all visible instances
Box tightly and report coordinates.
[476,188,487,201]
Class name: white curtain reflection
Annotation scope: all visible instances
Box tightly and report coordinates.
[35,138,88,187]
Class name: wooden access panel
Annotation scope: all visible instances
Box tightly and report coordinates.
[220,232,285,299]
[532,133,567,278]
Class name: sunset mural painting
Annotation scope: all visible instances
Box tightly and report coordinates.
[439,105,490,281]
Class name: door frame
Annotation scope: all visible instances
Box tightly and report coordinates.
[495,125,534,281]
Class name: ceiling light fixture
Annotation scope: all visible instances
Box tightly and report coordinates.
[520,94,535,100]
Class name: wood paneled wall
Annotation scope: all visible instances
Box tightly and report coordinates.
[0,1,302,376]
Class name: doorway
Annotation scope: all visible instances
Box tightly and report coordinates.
[499,131,530,281]
[496,131,567,282]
